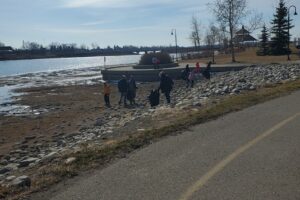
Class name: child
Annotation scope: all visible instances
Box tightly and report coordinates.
[103,82,111,107]
[195,62,201,73]
[188,70,195,88]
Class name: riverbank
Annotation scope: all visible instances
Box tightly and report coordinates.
[0,63,299,199]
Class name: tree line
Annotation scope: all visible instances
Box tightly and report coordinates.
[0,40,209,60]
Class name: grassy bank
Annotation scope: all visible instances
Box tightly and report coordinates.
[2,79,300,199]
[181,47,300,64]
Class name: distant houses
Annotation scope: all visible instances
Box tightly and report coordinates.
[0,46,13,54]
[233,26,257,46]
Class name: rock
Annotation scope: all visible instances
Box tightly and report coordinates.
[0,160,8,165]
[25,136,36,141]
[57,140,66,147]
[10,175,31,188]
[5,163,20,170]
[94,118,103,126]
[214,89,221,95]
[249,85,256,90]
[0,167,10,174]
[44,152,57,160]
[192,102,201,107]
[65,157,76,165]
[238,78,246,83]
[232,88,240,93]
[222,86,229,93]
[19,157,39,168]
[10,157,18,162]
[6,175,16,181]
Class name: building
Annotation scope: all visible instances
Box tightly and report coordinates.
[233,26,257,46]
[0,46,13,54]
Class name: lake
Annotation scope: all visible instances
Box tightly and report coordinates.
[0,55,142,77]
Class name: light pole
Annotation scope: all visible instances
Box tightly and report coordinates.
[288,5,297,61]
[171,29,178,62]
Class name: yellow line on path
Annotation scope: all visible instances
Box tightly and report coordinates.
[179,112,300,200]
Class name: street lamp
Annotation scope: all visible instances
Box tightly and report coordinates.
[287,5,297,61]
[171,29,178,62]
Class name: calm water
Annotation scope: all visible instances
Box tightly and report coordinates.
[0,55,141,77]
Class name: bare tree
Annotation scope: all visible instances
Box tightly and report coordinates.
[211,0,247,62]
[189,16,202,52]
[245,11,263,33]
[91,42,99,50]
[80,44,88,50]
[22,41,43,50]
[205,25,220,63]
[216,23,229,50]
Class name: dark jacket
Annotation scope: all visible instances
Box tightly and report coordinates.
[127,78,137,100]
[206,62,212,71]
[118,78,128,93]
[181,66,191,80]
[159,74,174,93]
[202,62,212,79]
[128,78,137,92]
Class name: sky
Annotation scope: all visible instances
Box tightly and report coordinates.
[0,0,299,48]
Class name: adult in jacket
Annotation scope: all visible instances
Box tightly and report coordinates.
[158,71,174,104]
[118,75,128,106]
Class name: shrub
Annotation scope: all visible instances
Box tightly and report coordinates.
[139,52,173,65]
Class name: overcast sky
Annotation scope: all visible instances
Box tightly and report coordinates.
[0,0,299,48]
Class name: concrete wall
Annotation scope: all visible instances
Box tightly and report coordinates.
[102,68,182,82]
[102,65,251,82]
[132,63,178,69]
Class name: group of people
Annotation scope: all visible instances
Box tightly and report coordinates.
[181,61,212,88]
[103,61,212,108]
[118,75,138,106]
[103,75,137,107]
[152,57,161,69]
[182,64,195,88]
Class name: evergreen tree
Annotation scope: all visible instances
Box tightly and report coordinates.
[257,25,269,56]
[270,0,293,55]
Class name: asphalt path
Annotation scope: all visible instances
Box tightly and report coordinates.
[32,90,300,200]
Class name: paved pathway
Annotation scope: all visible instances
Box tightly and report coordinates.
[31,91,300,200]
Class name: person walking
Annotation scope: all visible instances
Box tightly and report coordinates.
[202,61,212,80]
[118,75,128,106]
[188,70,195,88]
[128,75,138,105]
[182,64,191,88]
[103,82,111,107]
[195,62,201,73]
[158,71,174,104]
[152,57,159,69]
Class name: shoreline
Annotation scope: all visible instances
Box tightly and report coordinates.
[0,63,299,199]
[0,66,105,116]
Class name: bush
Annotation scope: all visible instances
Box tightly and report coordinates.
[139,52,173,65]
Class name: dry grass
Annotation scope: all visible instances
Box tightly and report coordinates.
[3,79,300,200]
[181,47,300,64]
